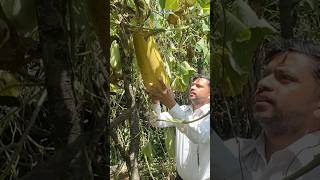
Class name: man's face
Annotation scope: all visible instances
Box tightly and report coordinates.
[254,52,320,134]
[189,77,210,106]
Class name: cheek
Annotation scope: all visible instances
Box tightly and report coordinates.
[278,84,312,101]
[277,89,316,112]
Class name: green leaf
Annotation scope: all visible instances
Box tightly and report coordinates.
[217,10,251,43]
[231,27,275,72]
[180,61,196,75]
[202,20,210,32]
[197,0,210,12]
[232,0,277,32]
[110,40,121,70]
[159,0,166,9]
[164,128,175,159]
[171,61,196,92]
[110,83,122,93]
[195,38,206,52]
[172,76,185,91]
[142,142,154,163]
[0,71,20,97]
[1,0,37,33]
[182,74,191,86]
[164,0,179,10]
[214,0,277,96]
[212,48,248,96]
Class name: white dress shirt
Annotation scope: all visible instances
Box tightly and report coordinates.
[151,103,210,180]
[213,130,320,180]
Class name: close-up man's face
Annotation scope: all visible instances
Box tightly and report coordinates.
[189,77,210,105]
[254,52,320,133]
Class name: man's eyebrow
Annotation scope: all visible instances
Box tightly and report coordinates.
[275,67,296,76]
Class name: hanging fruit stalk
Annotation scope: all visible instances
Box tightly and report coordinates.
[132,30,171,90]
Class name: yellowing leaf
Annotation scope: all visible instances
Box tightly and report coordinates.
[0,71,20,97]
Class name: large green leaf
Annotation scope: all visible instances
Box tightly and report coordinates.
[212,48,248,96]
[164,128,175,159]
[228,0,277,84]
[232,0,277,31]
[215,0,277,96]
[217,10,251,43]
[1,0,37,33]
[231,27,275,72]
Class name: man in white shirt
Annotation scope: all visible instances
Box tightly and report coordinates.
[212,39,320,180]
[147,75,210,180]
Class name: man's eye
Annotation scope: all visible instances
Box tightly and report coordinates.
[277,73,293,83]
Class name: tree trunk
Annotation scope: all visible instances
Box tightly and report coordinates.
[119,23,140,180]
[279,0,296,39]
[36,0,89,179]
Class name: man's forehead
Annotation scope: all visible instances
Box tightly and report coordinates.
[193,77,209,84]
[265,51,314,70]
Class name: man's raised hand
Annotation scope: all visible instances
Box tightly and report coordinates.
[146,79,176,109]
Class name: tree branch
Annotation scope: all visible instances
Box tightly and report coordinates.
[110,107,134,129]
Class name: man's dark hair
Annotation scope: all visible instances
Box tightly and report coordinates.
[261,39,320,81]
[192,74,210,86]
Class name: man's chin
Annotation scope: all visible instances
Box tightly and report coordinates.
[254,112,275,124]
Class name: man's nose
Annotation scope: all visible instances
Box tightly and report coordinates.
[256,75,274,93]
[190,84,196,90]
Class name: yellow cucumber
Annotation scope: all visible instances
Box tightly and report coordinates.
[132,30,171,90]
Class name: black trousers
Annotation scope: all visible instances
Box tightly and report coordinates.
[175,172,183,180]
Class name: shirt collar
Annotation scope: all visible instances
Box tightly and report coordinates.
[252,130,320,162]
[198,103,210,113]
[189,103,210,114]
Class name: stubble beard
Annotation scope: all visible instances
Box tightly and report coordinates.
[190,96,209,108]
[255,106,305,137]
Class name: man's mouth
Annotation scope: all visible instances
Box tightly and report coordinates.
[254,95,274,112]
[255,94,274,103]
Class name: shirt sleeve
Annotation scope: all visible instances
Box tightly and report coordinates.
[211,130,252,180]
[150,103,175,127]
[169,104,210,144]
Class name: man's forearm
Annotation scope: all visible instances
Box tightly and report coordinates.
[167,104,210,144]
[150,103,175,127]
